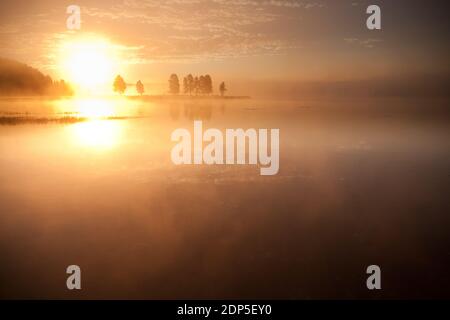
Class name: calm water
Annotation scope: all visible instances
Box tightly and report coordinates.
[0,97,449,299]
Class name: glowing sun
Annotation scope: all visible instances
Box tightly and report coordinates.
[59,36,119,92]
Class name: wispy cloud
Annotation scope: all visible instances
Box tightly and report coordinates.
[344,38,383,49]
[79,0,320,62]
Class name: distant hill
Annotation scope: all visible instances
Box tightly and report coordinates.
[0,58,73,96]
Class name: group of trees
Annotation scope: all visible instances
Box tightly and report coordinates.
[0,58,73,96]
[113,75,145,96]
[174,74,227,96]
[113,74,227,97]
[179,74,213,95]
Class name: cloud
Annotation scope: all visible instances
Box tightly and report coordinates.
[344,38,383,49]
[0,0,327,69]
[79,0,318,63]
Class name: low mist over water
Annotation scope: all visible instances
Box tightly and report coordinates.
[0,97,449,299]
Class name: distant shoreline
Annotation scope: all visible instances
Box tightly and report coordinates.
[127,95,251,101]
[0,94,251,100]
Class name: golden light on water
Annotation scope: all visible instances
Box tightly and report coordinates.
[70,120,123,150]
[54,97,133,150]
[54,34,137,150]
[54,97,137,118]
[75,98,116,118]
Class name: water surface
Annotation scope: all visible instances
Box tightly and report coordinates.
[0,97,449,299]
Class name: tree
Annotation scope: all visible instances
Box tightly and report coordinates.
[0,58,72,96]
[113,75,126,95]
[204,74,213,95]
[183,77,189,94]
[194,76,199,95]
[169,74,180,95]
[187,74,194,95]
[136,80,144,95]
[219,82,227,97]
[199,75,206,95]
[53,79,74,96]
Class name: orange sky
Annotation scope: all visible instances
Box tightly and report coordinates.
[1,0,449,95]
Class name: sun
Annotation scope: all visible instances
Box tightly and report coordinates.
[59,36,119,93]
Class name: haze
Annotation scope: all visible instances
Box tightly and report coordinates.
[0,0,449,97]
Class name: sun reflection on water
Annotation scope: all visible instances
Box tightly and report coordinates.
[75,98,116,118]
[55,97,130,150]
[70,120,123,149]
[55,97,125,119]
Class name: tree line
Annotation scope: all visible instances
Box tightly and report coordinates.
[0,58,73,96]
[180,74,212,95]
[113,74,227,96]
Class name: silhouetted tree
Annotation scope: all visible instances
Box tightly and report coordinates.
[199,75,206,95]
[219,82,227,97]
[136,80,144,95]
[113,75,126,95]
[178,74,216,95]
[187,74,194,95]
[194,76,199,95]
[183,77,189,94]
[169,74,180,95]
[204,75,213,95]
[53,80,74,96]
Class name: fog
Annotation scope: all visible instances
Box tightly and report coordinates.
[0,96,449,299]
